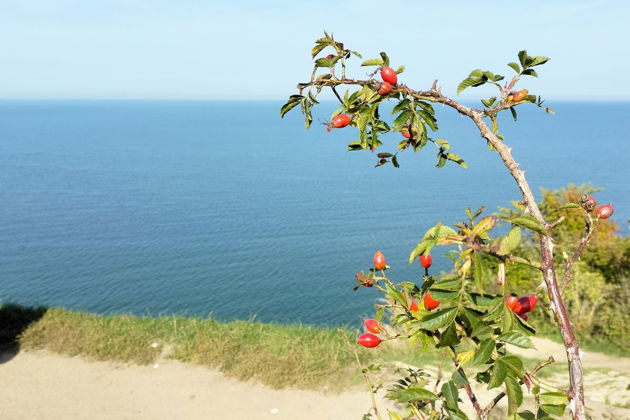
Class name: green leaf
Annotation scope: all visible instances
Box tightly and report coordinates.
[379,52,390,67]
[471,338,496,366]
[488,359,508,389]
[408,223,458,263]
[473,252,484,292]
[386,386,439,403]
[529,56,550,67]
[280,95,304,117]
[522,68,538,77]
[497,332,534,349]
[516,411,536,420]
[392,155,400,168]
[540,404,565,416]
[445,408,471,420]
[509,216,547,235]
[446,153,468,168]
[510,107,518,121]
[498,226,522,255]
[507,62,521,73]
[539,392,569,406]
[518,50,529,68]
[457,77,483,95]
[417,307,458,330]
[396,65,405,74]
[452,369,469,387]
[505,375,523,415]
[441,381,459,410]
[361,58,384,67]
[500,355,525,378]
[558,203,580,210]
[438,322,459,347]
[388,411,404,420]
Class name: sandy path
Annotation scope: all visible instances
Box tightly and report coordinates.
[1,338,628,420]
[0,351,380,420]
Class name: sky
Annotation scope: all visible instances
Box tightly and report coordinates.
[1,0,629,100]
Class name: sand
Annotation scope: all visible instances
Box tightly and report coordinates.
[1,337,629,420]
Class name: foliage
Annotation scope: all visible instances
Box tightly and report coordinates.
[280,34,610,419]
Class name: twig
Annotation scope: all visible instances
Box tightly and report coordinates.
[561,215,596,291]
[448,346,482,417]
[481,357,556,417]
[339,330,383,420]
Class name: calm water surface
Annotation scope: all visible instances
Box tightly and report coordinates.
[0,100,628,325]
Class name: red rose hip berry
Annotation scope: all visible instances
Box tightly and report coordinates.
[512,89,528,102]
[373,251,387,270]
[423,292,440,311]
[380,66,398,85]
[358,333,381,348]
[377,82,392,95]
[596,204,614,219]
[332,114,351,128]
[419,254,432,269]
[505,295,519,312]
[364,319,381,334]
[517,295,538,315]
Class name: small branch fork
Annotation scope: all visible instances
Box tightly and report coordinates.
[298,76,587,420]
[561,213,596,291]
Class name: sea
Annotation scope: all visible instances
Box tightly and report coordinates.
[0,100,628,326]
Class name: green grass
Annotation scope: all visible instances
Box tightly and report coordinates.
[0,304,441,391]
[1,304,626,391]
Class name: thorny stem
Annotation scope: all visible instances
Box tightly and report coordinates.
[339,330,383,420]
[299,75,587,419]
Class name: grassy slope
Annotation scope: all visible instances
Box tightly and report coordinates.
[0,304,441,390]
[1,304,625,391]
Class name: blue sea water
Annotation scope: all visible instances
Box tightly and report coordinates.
[0,100,628,326]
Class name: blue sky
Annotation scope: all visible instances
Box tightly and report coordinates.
[1,0,629,100]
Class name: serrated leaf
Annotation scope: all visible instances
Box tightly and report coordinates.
[471,338,496,366]
[280,95,304,117]
[488,359,508,389]
[540,404,565,416]
[522,68,538,77]
[452,369,469,387]
[498,226,522,255]
[558,203,580,210]
[518,50,529,68]
[438,322,459,347]
[539,392,568,406]
[505,375,523,415]
[498,332,534,349]
[509,216,547,235]
[361,58,384,67]
[386,386,439,403]
[442,381,459,410]
[457,77,482,95]
[445,408,471,420]
[500,355,525,378]
[446,153,468,168]
[507,62,521,73]
[417,307,458,330]
[456,350,476,367]
[529,56,550,67]
[388,411,404,420]
[473,252,484,293]
[408,223,458,263]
